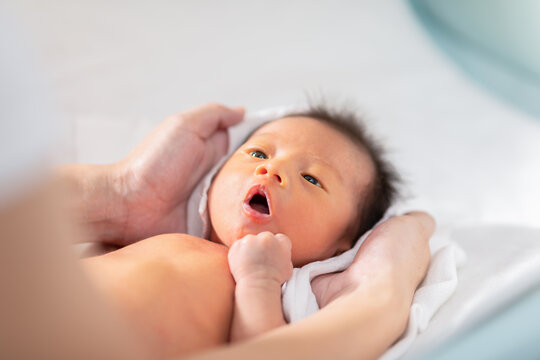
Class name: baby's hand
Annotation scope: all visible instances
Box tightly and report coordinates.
[228,232,293,286]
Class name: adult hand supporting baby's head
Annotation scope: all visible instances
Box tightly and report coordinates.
[113,103,244,244]
[311,211,433,335]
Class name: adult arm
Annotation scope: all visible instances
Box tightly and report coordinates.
[0,181,150,360]
[189,281,404,360]
[187,212,434,360]
[59,103,244,245]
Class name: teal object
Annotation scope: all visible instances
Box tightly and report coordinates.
[409,0,540,119]
[416,286,540,360]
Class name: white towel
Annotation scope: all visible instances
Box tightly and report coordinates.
[281,215,387,323]
[186,107,466,360]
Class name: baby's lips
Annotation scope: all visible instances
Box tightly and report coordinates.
[242,184,273,222]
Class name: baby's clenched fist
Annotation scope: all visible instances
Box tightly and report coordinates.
[228,232,293,286]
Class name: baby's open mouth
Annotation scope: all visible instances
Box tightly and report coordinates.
[249,194,270,214]
[243,185,272,220]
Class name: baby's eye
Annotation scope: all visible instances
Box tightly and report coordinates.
[303,174,321,187]
[250,150,268,159]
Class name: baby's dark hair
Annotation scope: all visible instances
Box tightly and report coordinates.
[244,103,400,246]
[287,104,400,246]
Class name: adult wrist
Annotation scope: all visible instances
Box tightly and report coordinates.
[100,162,129,240]
[60,162,128,243]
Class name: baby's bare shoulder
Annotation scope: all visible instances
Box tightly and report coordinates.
[85,234,234,356]
[154,233,228,253]
[116,233,229,259]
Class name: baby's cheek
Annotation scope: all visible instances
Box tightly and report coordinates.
[208,178,247,247]
[287,231,327,267]
[280,205,313,264]
[288,213,348,266]
[208,181,229,240]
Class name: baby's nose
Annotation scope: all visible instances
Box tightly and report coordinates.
[255,164,283,184]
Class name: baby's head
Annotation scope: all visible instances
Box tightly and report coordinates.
[208,105,399,267]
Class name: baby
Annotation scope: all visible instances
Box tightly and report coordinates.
[205,105,399,341]
[82,104,400,357]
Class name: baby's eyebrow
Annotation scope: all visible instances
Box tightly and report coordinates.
[248,131,273,140]
[309,155,343,182]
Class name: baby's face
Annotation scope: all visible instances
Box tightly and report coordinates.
[208,116,374,266]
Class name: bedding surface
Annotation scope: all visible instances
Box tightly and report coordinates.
[11,0,540,232]
[404,225,540,359]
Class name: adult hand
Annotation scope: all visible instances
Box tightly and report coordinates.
[114,103,244,244]
[311,211,433,315]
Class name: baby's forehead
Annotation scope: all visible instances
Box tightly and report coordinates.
[244,116,375,188]
[250,116,323,135]
[248,116,363,154]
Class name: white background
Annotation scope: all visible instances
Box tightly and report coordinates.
[11,0,540,228]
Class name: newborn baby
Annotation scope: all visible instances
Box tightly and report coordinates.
[83,105,400,358]
[205,105,399,341]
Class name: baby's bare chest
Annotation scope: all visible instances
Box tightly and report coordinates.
[85,234,236,357]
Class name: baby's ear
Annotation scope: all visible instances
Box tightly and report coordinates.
[333,236,352,257]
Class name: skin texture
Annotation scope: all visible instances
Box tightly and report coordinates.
[82,234,235,359]
[208,116,375,267]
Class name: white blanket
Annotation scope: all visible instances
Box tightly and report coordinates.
[186,108,466,360]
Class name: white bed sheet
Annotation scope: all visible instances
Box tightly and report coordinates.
[404,225,540,359]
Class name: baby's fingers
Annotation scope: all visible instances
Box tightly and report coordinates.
[274,233,291,246]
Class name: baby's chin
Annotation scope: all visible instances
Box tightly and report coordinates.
[209,224,279,248]
[210,225,324,267]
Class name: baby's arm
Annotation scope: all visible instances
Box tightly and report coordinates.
[227,232,293,342]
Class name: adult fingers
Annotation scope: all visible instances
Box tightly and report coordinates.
[403,211,436,238]
[197,129,229,175]
[181,103,245,139]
